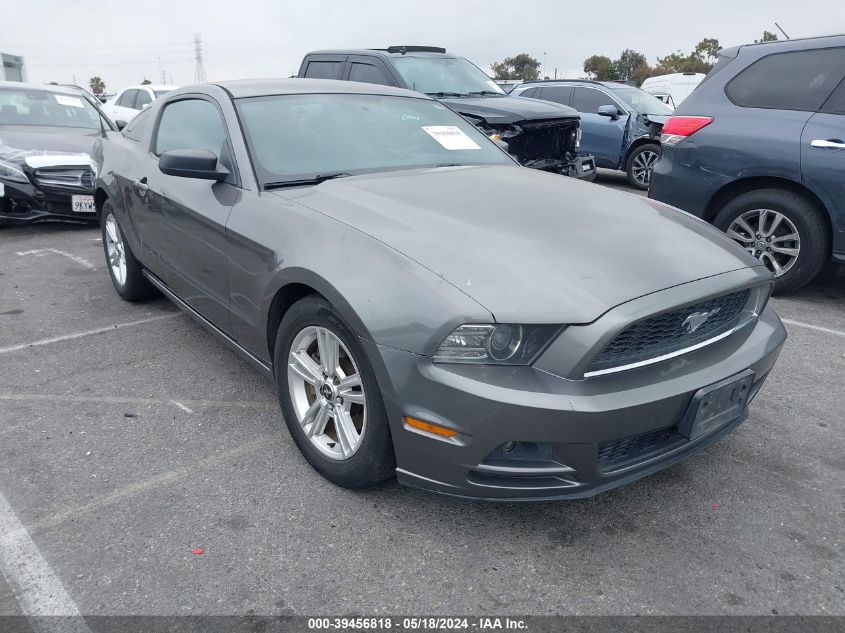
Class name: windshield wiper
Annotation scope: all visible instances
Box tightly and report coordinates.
[425,91,465,98]
[264,172,351,189]
[465,90,503,97]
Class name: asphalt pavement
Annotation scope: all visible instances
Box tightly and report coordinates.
[0,175,842,617]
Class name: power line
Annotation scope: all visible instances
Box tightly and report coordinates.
[194,33,206,84]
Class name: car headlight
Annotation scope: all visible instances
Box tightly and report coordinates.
[0,159,28,183]
[433,324,562,365]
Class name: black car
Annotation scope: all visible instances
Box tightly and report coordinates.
[649,35,845,293]
[0,81,115,225]
[298,46,596,179]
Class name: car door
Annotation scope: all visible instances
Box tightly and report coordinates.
[134,88,153,111]
[802,79,845,254]
[112,88,140,121]
[140,95,240,330]
[571,86,628,168]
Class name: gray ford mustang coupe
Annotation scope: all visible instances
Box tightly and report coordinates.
[93,79,787,500]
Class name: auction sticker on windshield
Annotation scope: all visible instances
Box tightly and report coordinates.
[54,95,85,108]
[422,126,480,150]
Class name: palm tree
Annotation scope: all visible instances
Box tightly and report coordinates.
[89,77,105,95]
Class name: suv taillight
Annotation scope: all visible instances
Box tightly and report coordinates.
[661,116,714,147]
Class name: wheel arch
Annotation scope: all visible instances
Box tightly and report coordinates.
[703,176,832,241]
[94,187,110,223]
[264,269,374,365]
[623,136,661,165]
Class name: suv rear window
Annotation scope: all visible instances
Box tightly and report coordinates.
[726,47,845,112]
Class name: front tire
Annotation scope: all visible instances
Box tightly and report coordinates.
[100,201,157,301]
[714,188,829,294]
[274,295,395,489]
[625,143,660,190]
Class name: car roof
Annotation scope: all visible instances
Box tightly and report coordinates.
[211,78,430,99]
[306,48,459,60]
[721,33,845,59]
[0,81,86,96]
[124,84,179,91]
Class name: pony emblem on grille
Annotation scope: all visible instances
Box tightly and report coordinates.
[682,308,721,334]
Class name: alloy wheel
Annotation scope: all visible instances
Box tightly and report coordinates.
[287,326,366,460]
[104,213,127,286]
[631,149,658,187]
[726,209,800,277]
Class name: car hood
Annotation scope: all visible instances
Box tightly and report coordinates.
[276,166,759,323]
[0,126,100,166]
[439,95,579,125]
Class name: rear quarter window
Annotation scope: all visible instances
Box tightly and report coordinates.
[725,47,845,111]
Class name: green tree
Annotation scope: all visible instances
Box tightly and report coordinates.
[490,53,541,80]
[583,55,616,80]
[141,78,152,85]
[613,49,650,82]
[694,38,721,65]
[89,76,105,95]
[755,30,778,43]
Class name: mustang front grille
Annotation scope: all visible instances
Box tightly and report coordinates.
[587,289,752,375]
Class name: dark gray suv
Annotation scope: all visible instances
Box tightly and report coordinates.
[649,35,845,293]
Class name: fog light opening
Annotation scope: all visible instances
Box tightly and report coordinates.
[501,441,516,452]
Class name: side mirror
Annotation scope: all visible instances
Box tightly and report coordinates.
[597,105,619,120]
[159,149,229,181]
[114,119,128,131]
[141,103,150,109]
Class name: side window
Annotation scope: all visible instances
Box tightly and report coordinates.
[520,87,541,98]
[304,61,344,79]
[349,62,391,86]
[117,89,138,108]
[540,86,572,105]
[154,99,233,176]
[123,107,151,141]
[572,87,617,113]
[135,90,152,109]
[726,47,845,112]
[821,79,845,114]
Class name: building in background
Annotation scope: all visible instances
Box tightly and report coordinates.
[1,53,27,82]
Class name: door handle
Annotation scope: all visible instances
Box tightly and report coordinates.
[811,139,845,150]
[133,177,149,196]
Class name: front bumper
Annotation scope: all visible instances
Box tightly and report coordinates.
[0,178,97,225]
[368,304,786,501]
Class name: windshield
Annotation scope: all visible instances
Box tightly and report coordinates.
[236,93,513,185]
[605,85,673,115]
[391,56,506,96]
[0,87,106,129]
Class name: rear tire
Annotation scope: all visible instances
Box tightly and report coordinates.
[274,295,395,489]
[100,201,157,301]
[714,188,829,294]
[625,143,660,190]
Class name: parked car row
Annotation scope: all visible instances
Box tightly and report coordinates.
[101,83,179,124]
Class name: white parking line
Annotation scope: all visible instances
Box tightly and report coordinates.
[782,318,845,338]
[0,488,91,629]
[0,313,182,355]
[16,248,97,271]
[170,399,194,413]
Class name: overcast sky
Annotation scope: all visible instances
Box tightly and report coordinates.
[2,0,841,92]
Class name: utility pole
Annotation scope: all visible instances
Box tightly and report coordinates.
[193,33,207,84]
